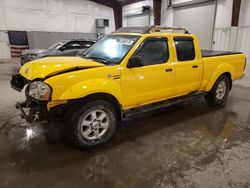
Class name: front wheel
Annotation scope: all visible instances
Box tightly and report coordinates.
[67,100,117,149]
[205,75,231,106]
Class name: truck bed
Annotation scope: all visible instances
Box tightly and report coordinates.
[201,50,242,58]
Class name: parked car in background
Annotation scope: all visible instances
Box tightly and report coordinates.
[20,39,95,65]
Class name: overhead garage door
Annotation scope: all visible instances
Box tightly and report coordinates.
[126,14,150,27]
[174,1,216,50]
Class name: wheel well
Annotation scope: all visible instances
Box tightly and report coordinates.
[221,72,232,90]
[68,93,122,122]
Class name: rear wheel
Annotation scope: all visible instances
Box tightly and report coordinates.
[67,100,117,149]
[205,75,230,106]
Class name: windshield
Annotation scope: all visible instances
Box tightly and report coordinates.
[48,41,67,50]
[83,35,140,64]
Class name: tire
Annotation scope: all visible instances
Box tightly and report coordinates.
[205,75,231,106]
[66,100,117,149]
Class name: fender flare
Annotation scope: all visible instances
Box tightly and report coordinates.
[205,63,234,92]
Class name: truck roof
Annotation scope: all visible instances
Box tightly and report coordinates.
[112,26,190,36]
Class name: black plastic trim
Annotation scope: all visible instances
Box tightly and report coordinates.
[201,50,242,58]
[10,74,27,92]
[174,36,194,41]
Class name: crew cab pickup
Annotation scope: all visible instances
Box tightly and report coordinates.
[11,26,247,148]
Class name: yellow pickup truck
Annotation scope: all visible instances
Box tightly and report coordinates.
[11,26,246,148]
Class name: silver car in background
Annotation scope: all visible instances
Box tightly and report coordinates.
[20,39,95,65]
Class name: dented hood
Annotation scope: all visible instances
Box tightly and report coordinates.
[20,57,104,80]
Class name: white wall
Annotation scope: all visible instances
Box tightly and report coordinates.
[161,0,233,29]
[161,0,174,26]
[238,0,250,76]
[1,0,115,33]
[215,0,233,28]
[122,0,154,27]
[238,0,250,59]
[0,0,10,60]
[0,0,115,59]
[0,31,10,60]
[238,0,250,60]
[174,1,216,49]
[239,0,250,26]
[212,0,235,51]
[161,0,234,50]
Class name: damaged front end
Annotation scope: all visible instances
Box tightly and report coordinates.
[11,74,51,123]
[10,74,27,92]
[10,56,105,124]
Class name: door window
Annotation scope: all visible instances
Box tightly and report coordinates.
[63,41,82,50]
[79,41,94,48]
[174,37,195,61]
[135,38,169,66]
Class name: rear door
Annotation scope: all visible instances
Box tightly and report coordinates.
[173,36,202,96]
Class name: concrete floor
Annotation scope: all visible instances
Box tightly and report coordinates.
[0,59,250,188]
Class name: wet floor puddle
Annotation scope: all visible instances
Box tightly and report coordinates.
[0,99,250,187]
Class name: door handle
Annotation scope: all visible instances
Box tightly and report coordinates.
[192,65,198,68]
[165,68,173,72]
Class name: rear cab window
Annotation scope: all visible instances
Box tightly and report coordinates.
[174,36,195,61]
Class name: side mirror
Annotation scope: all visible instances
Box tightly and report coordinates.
[127,56,144,68]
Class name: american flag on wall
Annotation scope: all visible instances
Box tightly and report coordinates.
[8,31,29,57]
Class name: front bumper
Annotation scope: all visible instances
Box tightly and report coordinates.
[11,74,70,122]
[15,96,49,122]
[11,74,49,121]
[10,74,27,92]
[15,98,70,122]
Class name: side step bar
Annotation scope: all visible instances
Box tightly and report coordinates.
[123,92,205,119]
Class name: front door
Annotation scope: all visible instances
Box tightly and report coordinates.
[121,37,174,109]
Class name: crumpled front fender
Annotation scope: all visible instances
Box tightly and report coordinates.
[54,78,122,104]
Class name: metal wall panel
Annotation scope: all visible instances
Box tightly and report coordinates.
[126,14,150,27]
[213,26,250,63]
[212,28,231,51]
[27,32,96,49]
[236,26,250,58]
